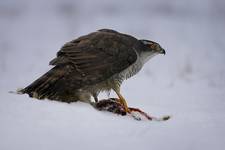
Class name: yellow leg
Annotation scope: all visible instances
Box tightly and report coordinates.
[114,91,131,113]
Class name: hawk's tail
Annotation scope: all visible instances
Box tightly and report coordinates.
[18,64,80,103]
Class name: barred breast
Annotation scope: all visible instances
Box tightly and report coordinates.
[114,48,157,85]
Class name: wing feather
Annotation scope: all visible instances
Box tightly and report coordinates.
[49,29,138,86]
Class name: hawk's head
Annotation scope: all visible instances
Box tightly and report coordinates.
[140,40,165,55]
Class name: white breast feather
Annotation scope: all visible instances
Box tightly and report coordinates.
[117,50,157,81]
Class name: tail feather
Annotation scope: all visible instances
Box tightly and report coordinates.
[20,64,80,102]
[8,88,24,94]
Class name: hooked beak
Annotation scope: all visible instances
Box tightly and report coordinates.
[159,48,166,55]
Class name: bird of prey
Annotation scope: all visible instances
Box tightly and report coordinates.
[19,29,165,114]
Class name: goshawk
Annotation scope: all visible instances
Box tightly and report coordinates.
[19,29,165,114]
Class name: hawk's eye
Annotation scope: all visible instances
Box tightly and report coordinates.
[141,40,155,48]
[150,44,155,49]
[146,42,155,49]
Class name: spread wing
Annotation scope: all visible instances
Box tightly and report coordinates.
[49,29,138,87]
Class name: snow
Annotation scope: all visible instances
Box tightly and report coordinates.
[1,0,225,150]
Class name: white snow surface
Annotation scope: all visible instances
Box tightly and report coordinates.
[1,0,225,150]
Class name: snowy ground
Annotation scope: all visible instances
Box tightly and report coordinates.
[1,0,225,150]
